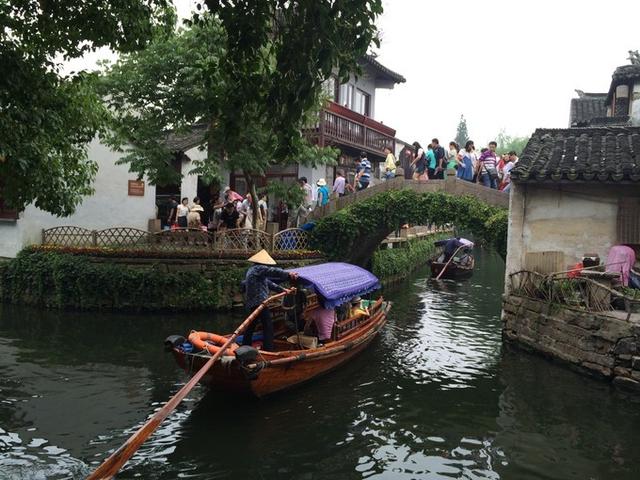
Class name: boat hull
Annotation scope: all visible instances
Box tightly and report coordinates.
[429,261,474,279]
[171,302,389,398]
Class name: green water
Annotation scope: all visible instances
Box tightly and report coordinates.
[1,250,639,479]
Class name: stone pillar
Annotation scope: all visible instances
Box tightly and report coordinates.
[614,84,630,117]
[631,82,640,126]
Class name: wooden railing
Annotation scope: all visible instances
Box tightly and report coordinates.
[315,101,396,155]
[41,227,312,253]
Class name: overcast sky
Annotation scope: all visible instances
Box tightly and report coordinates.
[374,0,640,146]
[71,0,639,148]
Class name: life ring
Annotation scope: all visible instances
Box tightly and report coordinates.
[188,331,238,356]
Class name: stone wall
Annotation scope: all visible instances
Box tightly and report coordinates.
[502,294,640,391]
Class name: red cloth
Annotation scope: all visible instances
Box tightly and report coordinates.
[568,262,583,278]
[605,245,636,286]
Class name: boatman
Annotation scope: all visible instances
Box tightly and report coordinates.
[243,249,298,351]
[443,237,465,262]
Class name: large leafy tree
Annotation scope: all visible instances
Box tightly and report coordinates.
[0,1,175,216]
[495,130,529,156]
[103,1,382,224]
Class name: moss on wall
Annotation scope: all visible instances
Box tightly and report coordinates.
[0,250,247,311]
[372,232,451,282]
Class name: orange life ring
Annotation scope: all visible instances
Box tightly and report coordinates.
[188,331,238,356]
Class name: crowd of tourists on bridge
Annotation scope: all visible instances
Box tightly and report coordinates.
[407,138,519,192]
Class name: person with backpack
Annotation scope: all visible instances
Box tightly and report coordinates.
[355,151,372,190]
[431,138,447,179]
[410,141,428,180]
[477,141,499,189]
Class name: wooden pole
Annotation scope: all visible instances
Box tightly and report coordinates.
[86,289,294,480]
[435,245,465,280]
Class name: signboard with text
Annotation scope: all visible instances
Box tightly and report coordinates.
[128,180,145,196]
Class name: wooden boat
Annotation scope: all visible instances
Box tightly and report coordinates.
[165,262,390,397]
[428,238,475,279]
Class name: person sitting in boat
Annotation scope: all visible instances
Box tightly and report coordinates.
[349,297,369,318]
[243,249,298,351]
[307,302,336,345]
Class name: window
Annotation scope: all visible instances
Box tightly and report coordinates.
[339,83,354,109]
[322,76,338,102]
[354,89,371,116]
[617,198,640,243]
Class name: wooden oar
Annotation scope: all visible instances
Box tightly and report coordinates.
[435,245,465,280]
[86,289,294,480]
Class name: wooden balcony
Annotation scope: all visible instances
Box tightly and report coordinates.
[314,101,396,158]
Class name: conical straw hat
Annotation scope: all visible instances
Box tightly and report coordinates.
[248,249,277,265]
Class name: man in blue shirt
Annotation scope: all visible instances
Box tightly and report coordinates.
[243,249,298,351]
[355,151,371,190]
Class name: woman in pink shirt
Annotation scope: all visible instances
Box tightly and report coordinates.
[308,306,336,343]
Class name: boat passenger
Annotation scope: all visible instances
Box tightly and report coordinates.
[243,249,298,351]
[307,305,336,345]
[349,297,369,318]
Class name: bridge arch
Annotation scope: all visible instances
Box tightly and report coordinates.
[310,186,508,267]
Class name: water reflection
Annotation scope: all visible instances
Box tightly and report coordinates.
[1,250,640,479]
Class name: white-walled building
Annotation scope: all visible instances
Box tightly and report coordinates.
[0,55,405,257]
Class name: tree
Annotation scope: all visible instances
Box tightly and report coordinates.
[454,115,469,148]
[495,130,530,156]
[103,1,382,225]
[0,1,175,216]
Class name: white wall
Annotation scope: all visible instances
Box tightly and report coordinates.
[504,183,636,281]
[631,82,640,126]
[0,138,157,258]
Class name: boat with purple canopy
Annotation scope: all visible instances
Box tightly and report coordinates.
[165,262,390,397]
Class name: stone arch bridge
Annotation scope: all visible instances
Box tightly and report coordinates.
[309,175,510,266]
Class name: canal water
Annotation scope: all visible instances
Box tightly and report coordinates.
[1,250,640,479]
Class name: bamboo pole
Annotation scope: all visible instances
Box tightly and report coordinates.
[435,245,466,280]
[86,289,294,480]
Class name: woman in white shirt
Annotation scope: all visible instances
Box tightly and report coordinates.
[176,197,189,228]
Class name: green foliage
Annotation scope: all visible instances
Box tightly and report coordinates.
[0,250,245,311]
[311,189,508,262]
[372,233,450,280]
[495,130,530,155]
[0,0,175,215]
[454,115,469,148]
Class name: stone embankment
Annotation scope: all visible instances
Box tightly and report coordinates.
[503,295,640,391]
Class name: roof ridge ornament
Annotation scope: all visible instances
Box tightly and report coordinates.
[628,50,640,66]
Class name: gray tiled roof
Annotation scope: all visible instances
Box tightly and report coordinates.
[569,93,607,126]
[163,123,208,152]
[512,127,640,183]
[362,55,406,84]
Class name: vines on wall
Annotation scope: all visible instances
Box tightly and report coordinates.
[310,189,508,265]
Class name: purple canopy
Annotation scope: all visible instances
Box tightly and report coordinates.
[286,262,381,309]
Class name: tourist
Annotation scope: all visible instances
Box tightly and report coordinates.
[256,193,269,230]
[477,141,499,189]
[223,186,243,203]
[239,194,253,229]
[165,195,178,230]
[333,170,346,196]
[509,150,519,164]
[355,151,372,190]
[218,201,239,230]
[456,141,476,182]
[446,142,459,171]
[299,177,313,209]
[383,145,396,180]
[307,305,336,344]
[500,155,515,191]
[176,197,189,228]
[410,141,428,180]
[349,297,369,318]
[242,249,298,351]
[431,138,447,179]
[316,179,330,207]
[426,144,437,179]
[208,195,223,232]
[187,203,204,228]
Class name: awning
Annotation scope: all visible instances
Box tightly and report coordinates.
[286,262,381,309]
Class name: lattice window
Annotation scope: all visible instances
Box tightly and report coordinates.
[617,198,640,244]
